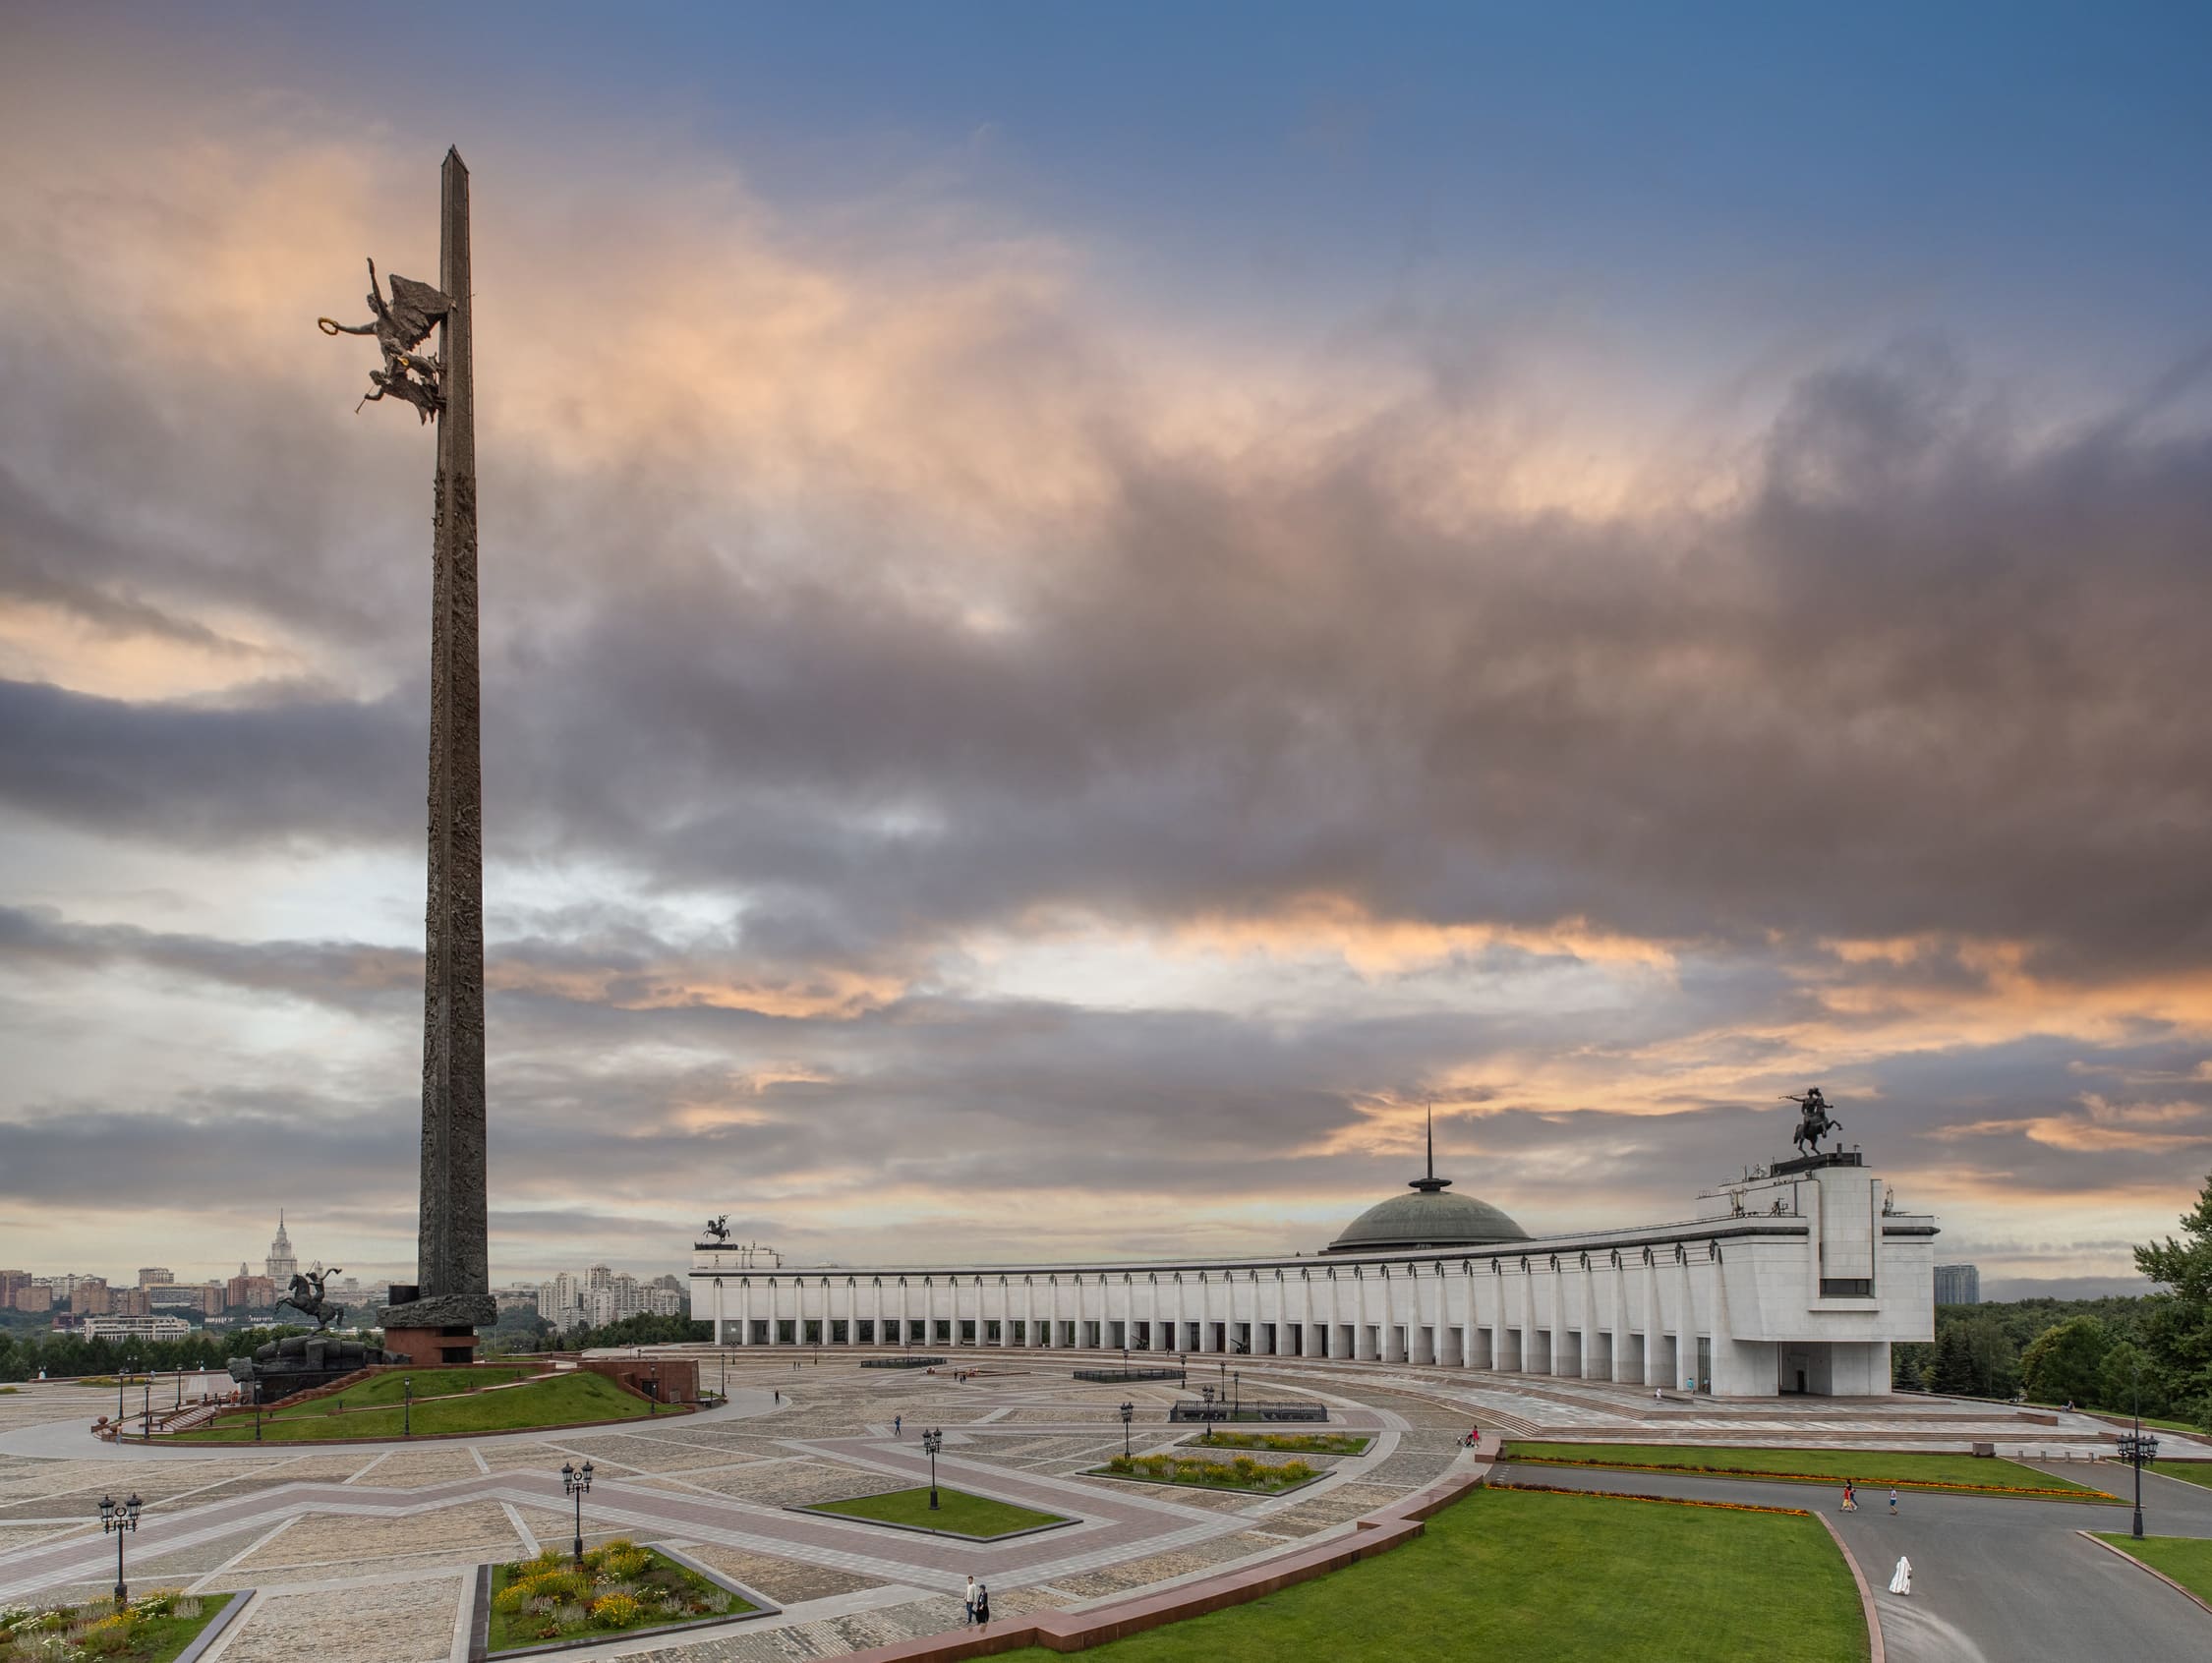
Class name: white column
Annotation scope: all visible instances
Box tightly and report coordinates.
[1643,1257,1665,1387]
[1674,1255,1698,1393]
[1457,1266,1475,1367]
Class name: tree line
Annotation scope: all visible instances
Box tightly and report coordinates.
[0,1325,311,1383]
[1894,1169,2212,1430]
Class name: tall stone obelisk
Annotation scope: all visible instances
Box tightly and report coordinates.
[380,148,495,1365]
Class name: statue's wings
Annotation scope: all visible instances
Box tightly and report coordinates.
[383,272,452,349]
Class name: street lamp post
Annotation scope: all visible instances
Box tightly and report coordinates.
[560,1460,594,1567]
[1198,1384,1215,1443]
[143,1376,152,1445]
[252,1380,262,1444]
[2123,1356,2160,1541]
[98,1492,141,1608]
[403,1376,413,1438]
[1120,1401,1134,1459]
[1232,1370,1241,1420]
[648,1361,658,1417]
[922,1427,943,1510]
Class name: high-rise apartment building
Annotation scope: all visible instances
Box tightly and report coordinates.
[1933,1263,1981,1305]
[138,1268,175,1289]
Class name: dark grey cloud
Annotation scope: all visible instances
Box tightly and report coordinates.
[6,352,2209,991]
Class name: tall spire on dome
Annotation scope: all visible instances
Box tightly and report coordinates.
[1410,1098,1452,1193]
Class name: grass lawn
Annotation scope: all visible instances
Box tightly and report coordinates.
[251,1362,535,1415]
[172,1369,654,1442]
[1088,1452,1320,1494]
[2092,1533,2212,1605]
[258,1366,538,1418]
[488,1541,750,1652]
[1181,1431,1371,1457]
[0,1588,225,1663]
[997,1484,1864,1663]
[2145,1462,2212,1490]
[1507,1441,2114,1499]
[804,1486,1069,1538]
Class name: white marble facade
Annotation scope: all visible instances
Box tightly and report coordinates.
[690,1158,1935,1398]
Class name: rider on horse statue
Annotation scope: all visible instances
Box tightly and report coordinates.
[1781,1088,1841,1157]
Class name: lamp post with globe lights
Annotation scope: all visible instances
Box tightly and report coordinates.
[922,1427,943,1510]
[1120,1401,1135,1459]
[98,1493,142,1608]
[561,1460,595,1567]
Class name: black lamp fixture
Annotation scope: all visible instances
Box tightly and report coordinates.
[2121,1354,2160,1541]
[98,1492,142,1608]
[402,1375,414,1438]
[560,1459,595,1566]
[1120,1400,1135,1459]
[921,1426,944,1510]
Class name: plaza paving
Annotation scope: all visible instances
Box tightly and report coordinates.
[0,1357,2203,1661]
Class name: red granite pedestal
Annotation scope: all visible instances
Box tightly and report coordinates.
[382,1325,481,1367]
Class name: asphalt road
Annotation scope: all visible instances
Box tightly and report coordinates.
[1490,1460,2212,1663]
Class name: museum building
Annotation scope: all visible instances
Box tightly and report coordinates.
[690,1144,1937,1399]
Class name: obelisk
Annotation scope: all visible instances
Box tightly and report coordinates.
[381,147,495,1365]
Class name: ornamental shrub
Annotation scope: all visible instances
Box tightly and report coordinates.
[589,1591,645,1628]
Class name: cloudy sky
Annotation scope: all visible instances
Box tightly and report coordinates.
[3,3,2208,1297]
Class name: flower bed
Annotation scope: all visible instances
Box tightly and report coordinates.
[487,1541,752,1653]
[1490,1480,1813,1518]
[1089,1452,1321,1494]
[1,1588,224,1662]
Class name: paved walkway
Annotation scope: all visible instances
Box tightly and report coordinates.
[3,1358,2204,1662]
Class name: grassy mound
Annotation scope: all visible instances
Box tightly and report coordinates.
[997,1484,1864,1662]
[173,1369,654,1442]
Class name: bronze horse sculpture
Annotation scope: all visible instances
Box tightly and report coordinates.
[1782,1088,1841,1156]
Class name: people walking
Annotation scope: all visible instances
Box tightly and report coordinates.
[974,1582,991,1626]
[1888,1486,1898,1516]
[1841,1480,1856,1512]
[963,1575,978,1626]
[895,1413,903,1437]
[1888,1556,1911,1596]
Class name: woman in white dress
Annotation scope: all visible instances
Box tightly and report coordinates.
[1888,1556,1912,1596]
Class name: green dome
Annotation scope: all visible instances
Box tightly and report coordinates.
[1324,1177,1529,1254]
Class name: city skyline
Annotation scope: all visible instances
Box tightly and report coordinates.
[4,5,2211,1296]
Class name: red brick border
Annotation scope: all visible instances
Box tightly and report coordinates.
[2075,1530,2212,1618]
[1816,1512,1886,1663]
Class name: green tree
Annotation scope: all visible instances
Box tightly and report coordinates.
[1928,1325,1976,1394]
[2095,1340,2167,1418]
[2135,1168,2212,1430]
[1960,1313,2020,1399]
[2019,1315,2109,1406]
